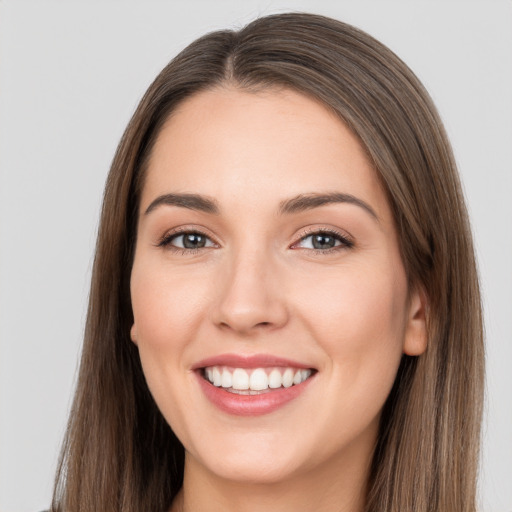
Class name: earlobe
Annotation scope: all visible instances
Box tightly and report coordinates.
[403,287,428,356]
[130,324,138,345]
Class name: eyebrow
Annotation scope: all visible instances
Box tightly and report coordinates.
[144,193,220,215]
[144,191,378,221]
[278,192,379,221]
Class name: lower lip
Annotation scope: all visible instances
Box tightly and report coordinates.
[196,372,315,416]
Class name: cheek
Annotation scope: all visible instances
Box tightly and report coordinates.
[130,263,209,354]
[129,263,211,432]
[293,260,408,396]
[129,261,214,421]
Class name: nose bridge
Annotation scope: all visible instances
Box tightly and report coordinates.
[214,240,288,334]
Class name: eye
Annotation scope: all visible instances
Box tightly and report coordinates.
[158,231,216,251]
[294,230,353,251]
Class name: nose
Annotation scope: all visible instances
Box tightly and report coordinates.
[212,248,289,336]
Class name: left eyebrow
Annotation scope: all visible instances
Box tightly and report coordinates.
[278,192,379,222]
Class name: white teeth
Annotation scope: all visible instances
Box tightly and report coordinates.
[204,365,313,391]
[282,368,294,388]
[232,368,249,390]
[221,368,232,388]
[213,367,222,387]
[249,368,269,391]
[268,369,282,389]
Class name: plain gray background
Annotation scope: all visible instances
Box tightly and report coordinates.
[0,1,511,511]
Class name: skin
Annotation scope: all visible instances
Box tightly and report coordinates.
[130,86,427,512]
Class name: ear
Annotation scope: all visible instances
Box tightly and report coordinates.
[403,286,428,356]
[130,323,138,346]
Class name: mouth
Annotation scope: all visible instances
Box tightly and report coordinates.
[201,366,314,395]
[193,354,317,416]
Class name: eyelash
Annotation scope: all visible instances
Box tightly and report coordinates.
[157,227,354,255]
[293,228,354,254]
[157,228,217,255]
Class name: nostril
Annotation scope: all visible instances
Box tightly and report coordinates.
[217,319,275,333]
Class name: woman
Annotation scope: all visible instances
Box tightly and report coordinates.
[50,12,484,512]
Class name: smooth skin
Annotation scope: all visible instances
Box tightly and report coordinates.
[130,86,427,512]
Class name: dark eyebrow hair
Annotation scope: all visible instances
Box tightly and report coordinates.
[144,191,378,221]
[278,192,379,221]
[144,193,220,215]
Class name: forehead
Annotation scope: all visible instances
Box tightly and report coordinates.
[141,86,390,220]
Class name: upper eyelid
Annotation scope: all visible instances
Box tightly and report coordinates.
[159,225,220,244]
[294,226,353,243]
[157,231,218,252]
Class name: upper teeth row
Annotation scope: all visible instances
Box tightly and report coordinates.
[204,366,312,391]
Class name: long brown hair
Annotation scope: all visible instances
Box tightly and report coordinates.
[51,12,484,512]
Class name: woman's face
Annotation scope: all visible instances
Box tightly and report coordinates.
[130,87,426,485]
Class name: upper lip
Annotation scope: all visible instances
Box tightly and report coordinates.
[191,353,315,370]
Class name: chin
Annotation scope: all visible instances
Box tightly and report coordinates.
[195,448,304,484]
[178,423,310,484]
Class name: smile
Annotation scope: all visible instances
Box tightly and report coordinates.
[203,366,313,394]
[193,354,317,416]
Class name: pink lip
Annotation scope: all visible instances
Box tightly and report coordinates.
[192,353,316,417]
[192,353,314,370]
[195,374,315,416]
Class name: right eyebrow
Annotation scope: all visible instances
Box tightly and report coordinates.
[144,193,220,215]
